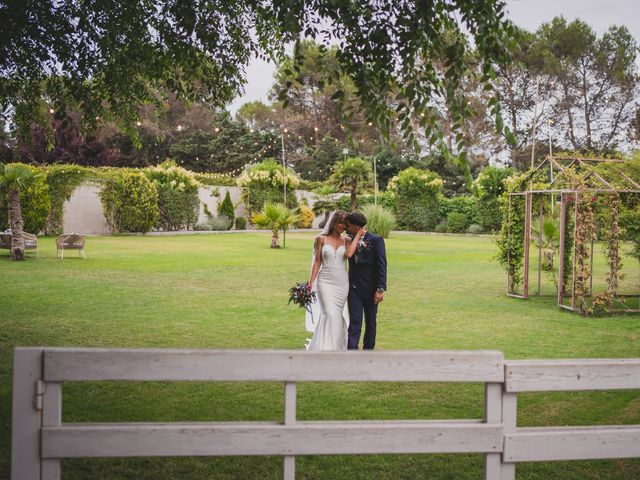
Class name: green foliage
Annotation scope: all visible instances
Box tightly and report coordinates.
[234,216,247,230]
[0,165,50,233]
[621,206,640,262]
[3,1,517,170]
[304,135,342,181]
[330,157,372,211]
[42,165,91,235]
[496,185,526,293]
[439,195,478,226]
[295,205,314,228]
[447,211,468,234]
[100,172,159,233]
[475,166,514,232]
[19,173,50,234]
[194,173,236,186]
[389,167,443,231]
[239,159,300,219]
[476,198,503,233]
[467,224,483,234]
[217,191,235,230]
[338,191,398,213]
[435,221,448,233]
[169,114,279,174]
[145,161,200,231]
[251,202,299,248]
[362,204,396,238]
[208,215,233,231]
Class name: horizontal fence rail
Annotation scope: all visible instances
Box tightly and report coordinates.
[11,348,640,480]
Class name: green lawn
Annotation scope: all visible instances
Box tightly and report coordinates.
[1,232,639,479]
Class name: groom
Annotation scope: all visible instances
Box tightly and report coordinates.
[345,212,387,350]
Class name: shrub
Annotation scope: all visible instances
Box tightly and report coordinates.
[100,172,159,233]
[21,172,51,234]
[435,221,448,233]
[208,215,232,231]
[237,159,300,219]
[362,204,396,238]
[194,223,212,231]
[439,195,478,226]
[296,205,315,228]
[447,211,468,233]
[234,216,247,230]
[476,197,502,232]
[217,191,235,230]
[388,167,443,231]
[467,224,483,234]
[474,166,514,232]
[145,161,200,231]
[338,191,398,213]
[43,165,90,235]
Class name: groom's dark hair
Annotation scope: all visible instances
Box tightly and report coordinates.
[347,212,367,227]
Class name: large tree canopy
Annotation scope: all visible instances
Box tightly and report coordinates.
[0,0,517,159]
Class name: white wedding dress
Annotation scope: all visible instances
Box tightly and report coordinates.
[306,242,349,351]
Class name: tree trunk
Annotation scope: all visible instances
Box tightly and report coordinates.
[8,188,25,260]
[350,181,357,212]
[271,229,280,248]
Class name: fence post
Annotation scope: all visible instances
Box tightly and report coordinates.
[41,381,62,480]
[11,348,43,480]
[283,381,296,480]
[484,383,503,480]
[500,392,518,480]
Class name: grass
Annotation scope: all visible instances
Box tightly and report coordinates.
[1,231,639,479]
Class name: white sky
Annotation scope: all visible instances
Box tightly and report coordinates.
[228,0,640,113]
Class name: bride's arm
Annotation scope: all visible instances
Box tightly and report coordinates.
[308,236,323,287]
[344,227,366,258]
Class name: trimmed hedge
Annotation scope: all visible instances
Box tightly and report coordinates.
[100,172,159,233]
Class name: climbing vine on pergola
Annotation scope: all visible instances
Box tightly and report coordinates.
[500,156,640,315]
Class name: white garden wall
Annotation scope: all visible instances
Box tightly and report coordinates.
[62,184,324,234]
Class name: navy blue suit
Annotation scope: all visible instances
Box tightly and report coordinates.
[347,232,387,350]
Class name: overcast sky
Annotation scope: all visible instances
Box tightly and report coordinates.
[228,0,640,113]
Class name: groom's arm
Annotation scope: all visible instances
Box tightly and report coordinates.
[374,236,387,292]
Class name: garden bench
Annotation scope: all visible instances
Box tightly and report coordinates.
[55,233,86,259]
[1,231,39,257]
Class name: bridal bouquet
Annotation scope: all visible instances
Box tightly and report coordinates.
[288,282,316,313]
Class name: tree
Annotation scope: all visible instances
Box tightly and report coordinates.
[218,191,235,229]
[496,27,549,167]
[251,202,298,248]
[535,18,639,151]
[330,157,372,212]
[0,163,41,260]
[1,1,517,165]
[303,135,343,181]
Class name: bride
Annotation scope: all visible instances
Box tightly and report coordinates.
[306,210,365,351]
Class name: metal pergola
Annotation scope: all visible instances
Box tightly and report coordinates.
[506,156,640,313]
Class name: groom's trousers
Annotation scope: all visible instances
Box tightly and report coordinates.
[347,289,378,350]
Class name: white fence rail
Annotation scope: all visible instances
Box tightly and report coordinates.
[11,348,640,479]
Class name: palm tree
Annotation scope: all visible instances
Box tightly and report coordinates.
[252,202,299,248]
[0,163,41,260]
[330,157,372,212]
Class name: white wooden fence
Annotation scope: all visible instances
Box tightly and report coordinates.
[11,348,640,479]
